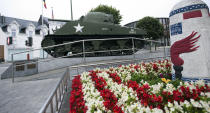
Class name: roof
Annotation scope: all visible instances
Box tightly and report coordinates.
[0,15,49,32]
[0,16,37,27]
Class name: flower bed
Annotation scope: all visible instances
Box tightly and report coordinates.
[69,59,210,113]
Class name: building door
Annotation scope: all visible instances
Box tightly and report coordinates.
[0,45,4,61]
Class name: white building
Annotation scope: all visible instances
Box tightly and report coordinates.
[0,15,67,62]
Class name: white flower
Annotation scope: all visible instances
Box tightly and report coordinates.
[200,100,210,112]
[200,92,205,96]
[164,83,175,93]
[151,108,163,113]
[205,92,210,98]
[145,107,151,113]
[170,107,175,112]
[151,83,163,94]
[174,101,183,112]
[164,106,170,113]
[183,100,191,107]
[184,82,190,86]
[190,99,202,108]
[168,102,173,108]
[195,80,205,87]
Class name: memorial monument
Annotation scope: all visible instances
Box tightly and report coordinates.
[169,0,210,81]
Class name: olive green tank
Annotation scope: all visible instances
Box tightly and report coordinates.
[41,12,146,57]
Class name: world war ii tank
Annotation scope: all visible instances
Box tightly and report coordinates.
[41,12,146,57]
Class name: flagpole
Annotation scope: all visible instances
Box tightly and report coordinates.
[70,0,73,20]
[51,7,54,19]
[42,0,43,25]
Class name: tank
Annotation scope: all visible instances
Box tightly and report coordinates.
[41,12,146,57]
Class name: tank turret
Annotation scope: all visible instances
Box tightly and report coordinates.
[81,12,114,24]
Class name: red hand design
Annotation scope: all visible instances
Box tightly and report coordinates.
[170,31,200,66]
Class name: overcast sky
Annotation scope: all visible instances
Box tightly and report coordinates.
[0,0,209,25]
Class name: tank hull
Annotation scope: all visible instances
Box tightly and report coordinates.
[42,12,146,57]
[42,35,145,57]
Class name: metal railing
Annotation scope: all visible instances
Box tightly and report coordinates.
[39,67,70,113]
[10,37,168,83]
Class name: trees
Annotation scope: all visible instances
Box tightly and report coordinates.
[90,5,122,24]
[137,16,164,40]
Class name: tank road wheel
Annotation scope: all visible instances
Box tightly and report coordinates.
[117,40,127,55]
[53,46,68,57]
[92,41,102,57]
[99,41,111,56]
[124,40,133,55]
[110,45,120,56]
[84,41,94,57]
[99,40,121,56]
[109,40,120,56]
[71,42,83,57]
[64,42,72,56]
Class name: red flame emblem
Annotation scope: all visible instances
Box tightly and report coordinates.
[170,31,200,66]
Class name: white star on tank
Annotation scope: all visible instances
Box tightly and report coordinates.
[74,23,84,33]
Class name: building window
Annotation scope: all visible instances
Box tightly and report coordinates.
[25,37,33,47]
[11,29,16,37]
[7,37,13,45]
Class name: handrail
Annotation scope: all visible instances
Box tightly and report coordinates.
[12,37,161,55]
[12,46,163,67]
[38,67,70,113]
[12,48,133,67]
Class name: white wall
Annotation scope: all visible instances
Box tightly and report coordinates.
[0,28,7,60]
[3,21,48,61]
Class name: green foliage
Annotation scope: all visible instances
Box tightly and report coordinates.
[126,97,136,106]
[90,5,122,24]
[131,73,162,85]
[169,79,183,88]
[136,16,164,40]
[182,105,206,113]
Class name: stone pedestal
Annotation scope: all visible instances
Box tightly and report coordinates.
[169,0,210,79]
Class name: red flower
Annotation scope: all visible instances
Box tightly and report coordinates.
[108,72,122,84]
[127,80,139,90]
[152,64,159,72]
[69,75,87,113]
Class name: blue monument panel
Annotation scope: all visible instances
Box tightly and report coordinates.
[170,23,182,36]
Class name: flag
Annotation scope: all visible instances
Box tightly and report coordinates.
[52,8,54,19]
[43,0,47,9]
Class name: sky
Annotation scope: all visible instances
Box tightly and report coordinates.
[0,0,209,25]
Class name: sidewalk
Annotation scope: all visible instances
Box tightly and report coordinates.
[0,69,64,113]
